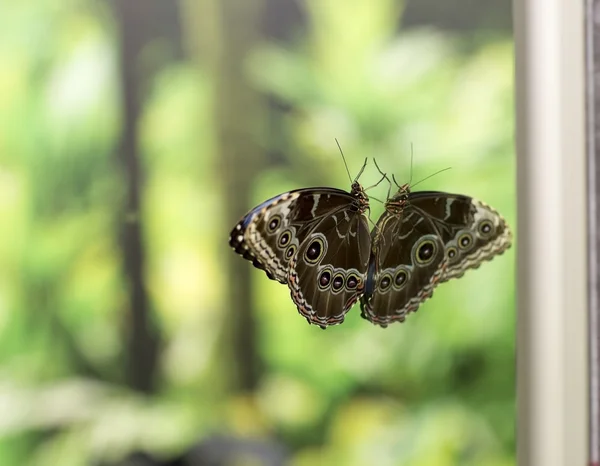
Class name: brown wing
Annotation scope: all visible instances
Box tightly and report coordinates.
[407,193,512,282]
[359,205,447,327]
[229,188,359,283]
[287,207,371,328]
[361,192,512,327]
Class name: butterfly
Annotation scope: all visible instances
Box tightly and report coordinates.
[359,170,512,327]
[229,157,379,328]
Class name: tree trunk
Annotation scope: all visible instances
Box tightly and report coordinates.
[113,0,163,394]
[182,0,266,392]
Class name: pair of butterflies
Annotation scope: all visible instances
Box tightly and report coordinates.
[229,159,511,328]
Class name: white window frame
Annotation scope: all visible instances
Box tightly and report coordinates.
[514,0,589,464]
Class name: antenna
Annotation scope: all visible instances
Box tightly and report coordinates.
[335,138,353,183]
[373,158,392,200]
[364,171,387,192]
[410,167,452,190]
[409,142,414,186]
[354,157,368,182]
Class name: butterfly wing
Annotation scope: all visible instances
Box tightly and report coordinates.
[407,192,512,282]
[360,204,447,327]
[229,187,366,283]
[287,204,371,327]
[230,187,370,327]
[360,192,512,327]
[230,191,300,283]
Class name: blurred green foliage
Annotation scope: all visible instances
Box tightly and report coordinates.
[0,0,514,465]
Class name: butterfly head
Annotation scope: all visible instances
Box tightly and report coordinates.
[385,183,411,214]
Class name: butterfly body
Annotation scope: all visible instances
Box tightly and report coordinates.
[360,183,512,327]
[229,181,371,328]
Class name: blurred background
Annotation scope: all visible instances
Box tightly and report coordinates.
[0,0,515,465]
